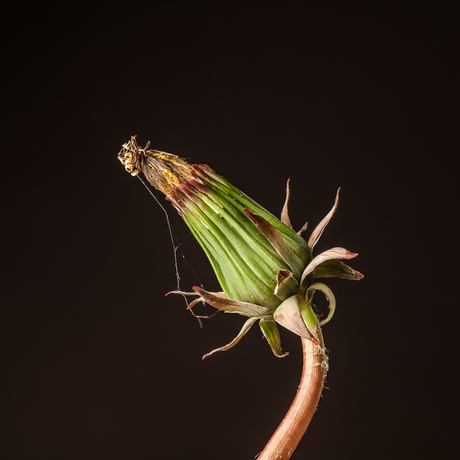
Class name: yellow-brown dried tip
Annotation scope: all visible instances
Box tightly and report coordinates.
[118,136,193,196]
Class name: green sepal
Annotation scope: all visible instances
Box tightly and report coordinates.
[202,316,259,359]
[273,295,314,341]
[259,317,288,358]
[274,270,299,301]
[308,188,340,250]
[300,247,358,290]
[300,290,321,342]
[313,259,364,280]
[192,286,271,317]
[306,282,336,327]
[244,208,305,279]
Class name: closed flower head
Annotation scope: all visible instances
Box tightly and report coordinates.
[118,136,363,358]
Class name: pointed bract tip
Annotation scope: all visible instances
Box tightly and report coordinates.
[277,351,290,358]
[165,289,197,297]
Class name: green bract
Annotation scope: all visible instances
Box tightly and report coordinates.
[118,137,363,359]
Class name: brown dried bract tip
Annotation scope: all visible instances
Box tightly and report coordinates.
[118,136,194,196]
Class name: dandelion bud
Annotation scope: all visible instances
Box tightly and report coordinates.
[119,137,363,358]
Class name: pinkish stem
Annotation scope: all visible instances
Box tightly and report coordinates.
[258,335,327,459]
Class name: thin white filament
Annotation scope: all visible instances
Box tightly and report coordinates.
[136,175,216,326]
[137,175,181,290]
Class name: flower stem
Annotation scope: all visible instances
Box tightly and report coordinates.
[258,333,327,459]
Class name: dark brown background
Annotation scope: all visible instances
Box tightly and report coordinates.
[2,2,458,459]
